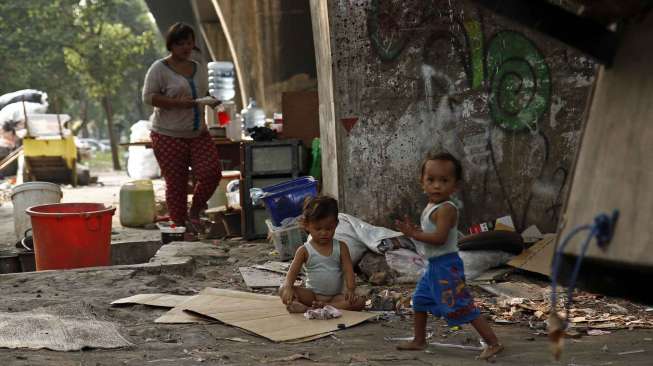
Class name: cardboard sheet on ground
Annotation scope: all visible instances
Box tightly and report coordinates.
[111,293,192,308]
[239,267,286,288]
[253,261,292,275]
[507,234,556,277]
[181,288,376,342]
[155,296,212,324]
[0,302,131,351]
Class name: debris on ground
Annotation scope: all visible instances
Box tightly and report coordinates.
[474,279,653,334]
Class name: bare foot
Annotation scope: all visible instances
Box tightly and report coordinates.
[478,344,504,360]
[286,302,308,313]
[397,340,426,351]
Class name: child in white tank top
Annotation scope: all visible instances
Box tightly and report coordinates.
[395,152,503,360]
[280,196,366,313]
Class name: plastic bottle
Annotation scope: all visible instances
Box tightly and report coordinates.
[207,61,236,101]
[241,98,266,130]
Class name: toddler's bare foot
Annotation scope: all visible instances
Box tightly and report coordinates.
[286,302,308,313]
[478,343,504,360]
[396,340,426,351]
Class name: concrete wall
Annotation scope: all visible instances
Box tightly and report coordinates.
[146,0,318,113]
[212,0,317,113]
[318,0,596,233]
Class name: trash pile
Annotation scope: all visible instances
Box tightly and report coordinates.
[475,283,653,335]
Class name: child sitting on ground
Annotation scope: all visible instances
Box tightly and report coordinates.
[280,196,366,313]
[395,152,503,360]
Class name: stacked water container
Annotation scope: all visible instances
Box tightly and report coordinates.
[207,61,235,101]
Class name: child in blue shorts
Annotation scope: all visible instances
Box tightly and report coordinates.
[395,152,503,360]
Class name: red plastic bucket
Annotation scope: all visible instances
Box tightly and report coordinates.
[26,203,116,271]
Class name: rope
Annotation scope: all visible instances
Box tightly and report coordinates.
[549,210,619,324]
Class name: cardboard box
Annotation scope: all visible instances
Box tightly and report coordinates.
[281,91,319,147]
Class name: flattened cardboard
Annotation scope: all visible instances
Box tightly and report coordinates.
[154,296,212,324]
[110,293,191,308]
[181,288,376,342]
[239,267,286,288]
[507,234,556,277]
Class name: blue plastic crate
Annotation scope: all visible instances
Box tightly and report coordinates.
[261,176,318,226]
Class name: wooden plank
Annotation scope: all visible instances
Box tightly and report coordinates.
[560,12,653,265]
[309,0,339,199]
[0,147,22,171]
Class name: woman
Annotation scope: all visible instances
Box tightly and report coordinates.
[142,22,221,236]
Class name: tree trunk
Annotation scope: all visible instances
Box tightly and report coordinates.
[101,96,121,170]
[80,99,90,138]
[136,80,145,120]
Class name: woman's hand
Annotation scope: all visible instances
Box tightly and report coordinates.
[179,96,195,109]
[195,96,221,108]
[395,215,418,238]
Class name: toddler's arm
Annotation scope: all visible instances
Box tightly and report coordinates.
[281,246,307,305]
[396,203,457,246]
[339,241,357,303]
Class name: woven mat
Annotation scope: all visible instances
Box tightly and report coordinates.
[0,302,132,351]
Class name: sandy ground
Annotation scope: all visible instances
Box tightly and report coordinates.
[0,172,651,365]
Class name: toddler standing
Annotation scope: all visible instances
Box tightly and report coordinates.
[395,152,503,360]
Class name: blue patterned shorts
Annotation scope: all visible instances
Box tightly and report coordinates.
[412,252,480,326]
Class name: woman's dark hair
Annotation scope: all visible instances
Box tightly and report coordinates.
[301,196,339,224]
[165,22,195,51]
[420,152,463,181]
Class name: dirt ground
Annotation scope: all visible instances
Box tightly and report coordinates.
[0,172,651,365]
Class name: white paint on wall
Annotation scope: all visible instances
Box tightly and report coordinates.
[549,96,565,129]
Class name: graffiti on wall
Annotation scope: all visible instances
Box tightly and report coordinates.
[486,31,552,132]
[361,1,574,231]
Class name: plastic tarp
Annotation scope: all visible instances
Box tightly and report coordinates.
[333,213,404,265]
[0,101,47,126]
[0,89,47,110]
[127,120,159,179]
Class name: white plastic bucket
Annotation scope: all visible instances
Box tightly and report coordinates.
[11,182,62,240]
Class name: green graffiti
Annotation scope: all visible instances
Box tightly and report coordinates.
[367,0,435,62]
[486,30,551,132]
[463,20,484,90]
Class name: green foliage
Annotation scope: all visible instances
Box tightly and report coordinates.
[0,0,163,135]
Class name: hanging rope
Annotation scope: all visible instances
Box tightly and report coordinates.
[548,210,619,359]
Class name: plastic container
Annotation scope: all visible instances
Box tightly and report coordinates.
[242,98,266,130]
[207,171,241,209]
[266,219,308,261]
[120,180,156,227]
[26,203,115,270]
[260,176,318,226]
[157,222,186,244]
[11,182,62,241]
[207,61,235,101]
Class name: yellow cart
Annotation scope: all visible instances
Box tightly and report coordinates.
[22,114,77,186]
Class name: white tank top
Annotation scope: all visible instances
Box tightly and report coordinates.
[303,239,343,296]
[415,200,459,259]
